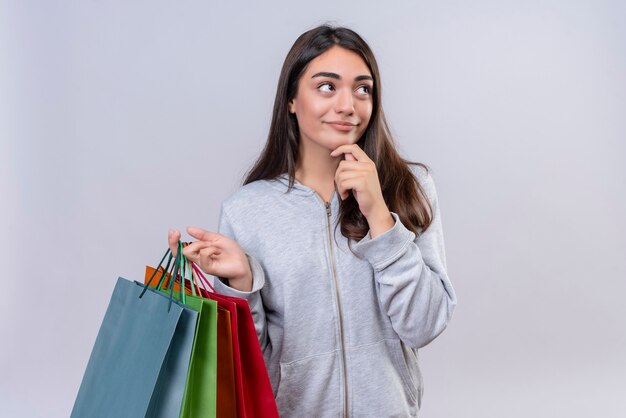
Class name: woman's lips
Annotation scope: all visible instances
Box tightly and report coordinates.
[325,121,357,132]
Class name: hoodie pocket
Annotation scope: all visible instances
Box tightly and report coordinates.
[274,351,341,418]
[349,339,419,417]
[389,339,422,405]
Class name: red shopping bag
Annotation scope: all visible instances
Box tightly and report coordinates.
[216,306,237,418]
[191,263,279,418]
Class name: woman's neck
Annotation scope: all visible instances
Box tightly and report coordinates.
[295,140,341,203]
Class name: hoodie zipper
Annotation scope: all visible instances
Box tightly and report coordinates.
[325,200,349,417]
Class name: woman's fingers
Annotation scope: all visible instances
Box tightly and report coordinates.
[182,241,214,259]
[330,144,371,162]
[165,228,248,281]
[187,226,222,244]
[335,172,366,200]
[168,229,181,255]
[336,178,363,200]
[336,170,365,183]
[199,246,220,263]
[335,161,363,175]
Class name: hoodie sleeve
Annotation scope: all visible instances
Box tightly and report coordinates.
[210,204,270,352]
[351,168,457,349]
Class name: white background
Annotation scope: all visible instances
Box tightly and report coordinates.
[1,1,625,417]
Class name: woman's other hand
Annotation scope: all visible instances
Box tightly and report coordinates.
[330,144,395,237]
[167,227,253,292]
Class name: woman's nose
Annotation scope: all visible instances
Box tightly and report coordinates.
[334,88,355,115]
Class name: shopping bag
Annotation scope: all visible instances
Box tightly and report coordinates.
[205,291,246,417]
[216,305,238,418]
[141,284,199,418]
[71,274,198,418]
[179,295,218,418]
[192,264,279,418]
[146,265,236,418]
[145,264,218,418]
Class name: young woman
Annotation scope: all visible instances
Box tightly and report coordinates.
[169,25,457,417]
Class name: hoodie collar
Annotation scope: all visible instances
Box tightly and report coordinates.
[269,173,313,196]
[271,173,339,206]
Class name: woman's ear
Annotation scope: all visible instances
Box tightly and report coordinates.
[288,99,296,114]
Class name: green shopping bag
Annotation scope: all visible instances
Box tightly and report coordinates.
[180,294,218,418]
[145,245,218,418]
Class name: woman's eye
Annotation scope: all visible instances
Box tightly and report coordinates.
[356,85,371,95]
[318,83,334,93]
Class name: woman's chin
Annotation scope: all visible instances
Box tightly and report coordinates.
[329,136,359,148]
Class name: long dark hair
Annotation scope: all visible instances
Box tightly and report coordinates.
[244,24,433,240]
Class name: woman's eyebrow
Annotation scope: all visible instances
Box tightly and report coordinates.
[311,71,341,79]
[311,72,373,82]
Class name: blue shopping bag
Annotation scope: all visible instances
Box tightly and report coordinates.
[71,275,198,418]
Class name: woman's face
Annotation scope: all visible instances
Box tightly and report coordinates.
[289,46,374,152]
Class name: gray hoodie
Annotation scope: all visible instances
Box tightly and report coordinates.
[212,164,457,418]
